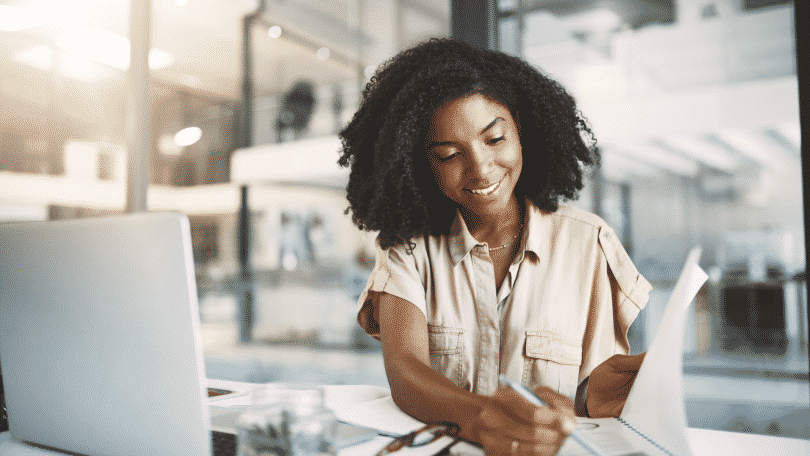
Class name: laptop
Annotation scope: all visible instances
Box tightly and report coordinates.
[0,212,375,456]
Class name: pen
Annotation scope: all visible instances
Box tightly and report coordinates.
[498,375,611,456]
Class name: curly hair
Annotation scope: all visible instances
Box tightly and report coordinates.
[338,38,599,249]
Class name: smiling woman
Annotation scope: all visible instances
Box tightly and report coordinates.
[338,38,653,456]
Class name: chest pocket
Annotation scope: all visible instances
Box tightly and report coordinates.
[521,331,582,400]
[428,325,467,389]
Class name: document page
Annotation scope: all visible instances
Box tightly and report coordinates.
[333,395,423,437]
[619,248,707,456]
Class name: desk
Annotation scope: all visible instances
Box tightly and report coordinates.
[1,380,807,456]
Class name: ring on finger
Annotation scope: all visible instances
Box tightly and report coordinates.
[511,439,519,455]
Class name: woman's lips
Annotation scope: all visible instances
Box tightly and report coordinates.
[466,180,501,196]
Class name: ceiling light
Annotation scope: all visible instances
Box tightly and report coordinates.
[268,25,282,39]
[55,28,175,71]
[0,5,46,32]
[174,127,202,147]
[316,47,330,61]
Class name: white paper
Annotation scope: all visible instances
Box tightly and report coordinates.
[619,247,708,456]
[332,395,425,437]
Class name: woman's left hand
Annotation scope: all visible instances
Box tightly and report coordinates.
[585,353,646,418]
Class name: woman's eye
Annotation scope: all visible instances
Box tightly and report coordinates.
[438,152,458,162]
[488,136,505,145]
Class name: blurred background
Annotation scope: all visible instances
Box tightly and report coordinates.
[0,0,807,439]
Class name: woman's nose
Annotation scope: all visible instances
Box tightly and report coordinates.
[466,143,493,178]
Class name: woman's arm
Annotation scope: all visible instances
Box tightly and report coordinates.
[377,293,574,454]
[377,292,487,441]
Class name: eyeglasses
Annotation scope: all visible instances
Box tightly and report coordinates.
[375,422,460,456]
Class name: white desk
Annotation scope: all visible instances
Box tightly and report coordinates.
[1,380,808,456]
[2,425,807,456]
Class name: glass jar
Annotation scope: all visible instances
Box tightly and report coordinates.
[236,384,337,456]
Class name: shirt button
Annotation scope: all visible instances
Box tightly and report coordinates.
[603,232,609,239]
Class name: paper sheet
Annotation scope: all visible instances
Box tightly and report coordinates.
[331,395,424,437]
[619,247,708,456]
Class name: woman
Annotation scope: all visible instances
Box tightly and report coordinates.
[338,38,652,455]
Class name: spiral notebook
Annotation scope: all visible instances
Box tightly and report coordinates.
[333,248,708,456]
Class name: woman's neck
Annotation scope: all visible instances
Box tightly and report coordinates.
[461,196,524,246]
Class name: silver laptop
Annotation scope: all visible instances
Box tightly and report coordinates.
[0,212,214,456]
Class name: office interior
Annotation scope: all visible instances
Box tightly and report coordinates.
[0,0,807,440]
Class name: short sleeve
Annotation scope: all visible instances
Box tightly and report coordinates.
[356,240,429,339]
[597,224,653,339]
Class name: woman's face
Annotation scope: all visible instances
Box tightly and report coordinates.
[426,93,523,221]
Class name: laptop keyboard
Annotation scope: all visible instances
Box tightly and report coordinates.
[212,431,237,456]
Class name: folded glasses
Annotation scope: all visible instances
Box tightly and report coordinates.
[375,422,461,456]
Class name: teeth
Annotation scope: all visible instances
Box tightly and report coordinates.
[469,181,499,195]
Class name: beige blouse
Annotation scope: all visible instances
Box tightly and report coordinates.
[356,201,652,400]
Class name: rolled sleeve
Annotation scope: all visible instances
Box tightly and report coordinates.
[356,240,428,338]
[597,225,653,339]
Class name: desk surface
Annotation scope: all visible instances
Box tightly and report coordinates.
[2,427,808,456]
[1,379,807,456]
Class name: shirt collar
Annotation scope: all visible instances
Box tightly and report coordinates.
[518,199,544,262]
[448,210,480,266]
[447,198,545,266]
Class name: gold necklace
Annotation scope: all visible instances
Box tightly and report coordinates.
[488,233,519,252]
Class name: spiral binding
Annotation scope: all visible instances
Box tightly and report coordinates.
[616,417,678,456]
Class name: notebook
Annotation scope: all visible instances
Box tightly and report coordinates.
[332,248,709,456]
[0,212,377,456]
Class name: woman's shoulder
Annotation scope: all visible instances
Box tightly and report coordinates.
[373,233,434,267]
[375,233,430,254]
[532,202,609,233]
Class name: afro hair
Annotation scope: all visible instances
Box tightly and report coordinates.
[339,38,599,249]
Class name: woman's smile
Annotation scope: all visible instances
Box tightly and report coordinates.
[465,179,501,196]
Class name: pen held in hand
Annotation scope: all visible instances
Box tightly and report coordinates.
[498,375,611,456]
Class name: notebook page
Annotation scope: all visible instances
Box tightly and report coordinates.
[620,248,708,456]
[558,419,670,456]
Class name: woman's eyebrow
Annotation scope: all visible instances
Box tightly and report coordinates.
[481,117,504,134]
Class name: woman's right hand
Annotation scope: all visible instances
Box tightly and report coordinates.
[473,386,576,456]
